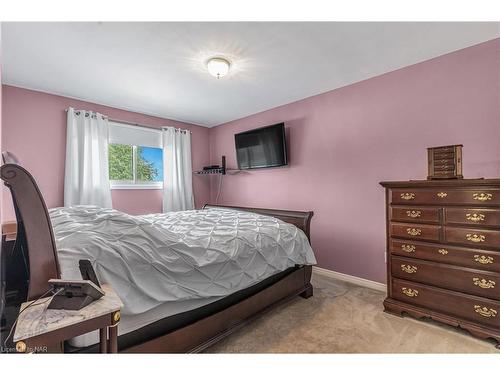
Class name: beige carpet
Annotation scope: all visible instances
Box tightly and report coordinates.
[206,273,499,353]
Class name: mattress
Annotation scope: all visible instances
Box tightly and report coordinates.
[49,206,316,347]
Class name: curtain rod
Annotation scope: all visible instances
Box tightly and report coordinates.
[64,109,191,133]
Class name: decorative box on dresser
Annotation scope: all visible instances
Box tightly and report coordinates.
[380,179,500,348]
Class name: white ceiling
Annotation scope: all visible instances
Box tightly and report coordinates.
[2,22,500,127]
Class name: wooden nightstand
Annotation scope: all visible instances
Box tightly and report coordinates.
[13,284,123,353]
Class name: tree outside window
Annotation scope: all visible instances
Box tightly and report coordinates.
[109,144,163,186]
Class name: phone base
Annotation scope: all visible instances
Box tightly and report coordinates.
[48,295,96,310]
[47,279,105,310]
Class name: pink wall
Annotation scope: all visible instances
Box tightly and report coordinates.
[1,86,211,220]
[208,38,500,283]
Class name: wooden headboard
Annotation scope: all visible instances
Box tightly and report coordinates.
[203,204,314,241]
[1,157,60,300]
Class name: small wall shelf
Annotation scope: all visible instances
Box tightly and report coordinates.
[194,168,225,175]
[194,155,226,175]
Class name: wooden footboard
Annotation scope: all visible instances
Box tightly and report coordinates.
[123,265,312,353]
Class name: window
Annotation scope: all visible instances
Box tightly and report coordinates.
[108,122,163,189]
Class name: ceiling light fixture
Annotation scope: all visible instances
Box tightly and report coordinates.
[206,57,231,79]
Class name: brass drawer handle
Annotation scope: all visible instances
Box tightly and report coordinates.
[406,228,422,236]
[401,244,416,253]
[401,264,417,274]
[466,234,486,243]
[473,193,493,202]
[474,305,497,318]
[406,210,421,218]
[113,311,121,324]
[466,213,485,222]
[437,192,448,198]
[474,255,494,265]
[438,249,448,255]
[400,193,415,200]
[473,278,496,289]
[401,287,418,297]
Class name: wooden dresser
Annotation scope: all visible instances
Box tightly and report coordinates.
[380,179,500,347]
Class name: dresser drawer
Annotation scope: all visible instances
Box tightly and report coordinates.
[392,188,500,206]
[391,256,500,300]
[445,227,500,249]
[391,189,450,205]
[390,239,500,272]
[392,278,500,328]
[433,164,455,171]
[390,207,439,224]
[445,208,500,228]
[390,223,440,241]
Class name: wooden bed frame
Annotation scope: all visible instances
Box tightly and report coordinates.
[0,157,314,353]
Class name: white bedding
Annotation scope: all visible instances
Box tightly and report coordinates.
[49,206,316,347]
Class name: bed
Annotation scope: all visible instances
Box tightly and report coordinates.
[0,154,316,353]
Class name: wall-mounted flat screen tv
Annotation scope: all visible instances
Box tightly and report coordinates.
[235,122,287,170]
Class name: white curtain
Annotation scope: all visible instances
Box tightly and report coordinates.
[162,127,194,212]
[64,107,113,208]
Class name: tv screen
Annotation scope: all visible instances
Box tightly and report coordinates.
[235,123,287,170]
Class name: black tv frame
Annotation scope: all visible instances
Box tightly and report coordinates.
[234,122,288,170]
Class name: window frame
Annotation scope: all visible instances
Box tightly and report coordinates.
[109,144,164,190]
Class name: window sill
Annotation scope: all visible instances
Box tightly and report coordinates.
[111,182,163,190]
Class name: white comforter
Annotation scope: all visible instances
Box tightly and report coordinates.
[49,206,316,315]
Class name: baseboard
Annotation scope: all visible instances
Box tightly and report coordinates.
[312,266,386,292]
